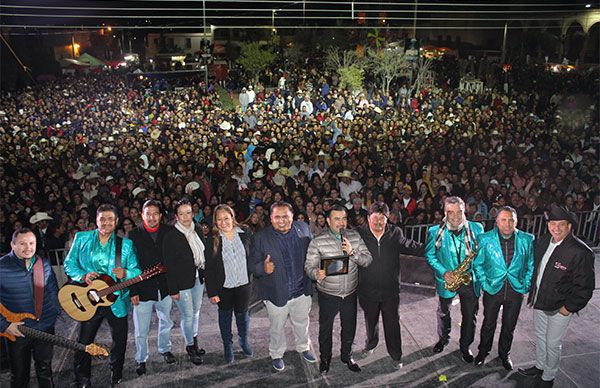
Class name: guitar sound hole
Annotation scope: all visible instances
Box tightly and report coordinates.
[71,293,85,312]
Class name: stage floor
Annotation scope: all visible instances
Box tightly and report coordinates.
[2,254,599,388]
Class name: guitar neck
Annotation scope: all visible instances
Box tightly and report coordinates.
[19,326,86,352]
[97,273,144,298]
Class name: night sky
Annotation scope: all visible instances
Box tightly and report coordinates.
[0,0,596,32]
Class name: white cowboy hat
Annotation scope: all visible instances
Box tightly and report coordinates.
[185,181,201,193]
[219,121,232,131]
[337,170,352,179]
[72,171,85,180]
[265,148,276,162]
[253,169,266,179]
[139,154,150,170]
[29,212,53,224]
[268,160,280,170]
[86,172,100,180]
[132,187,146,197]
[273,173,285,187]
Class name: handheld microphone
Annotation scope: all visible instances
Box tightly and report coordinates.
[340,229,346,254]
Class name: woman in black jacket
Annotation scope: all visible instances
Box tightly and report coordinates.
[162,199,205,365]
[205,204,253,363]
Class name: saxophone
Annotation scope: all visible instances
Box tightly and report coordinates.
[444,250,477,292]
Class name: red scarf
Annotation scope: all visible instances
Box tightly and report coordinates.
[143,221,159,233]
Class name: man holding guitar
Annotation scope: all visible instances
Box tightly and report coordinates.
[64,204,141,387]
[0,227,60,388]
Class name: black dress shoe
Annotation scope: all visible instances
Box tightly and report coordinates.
[517,366,543,376]
[136,362,146,376]
[461,349,474,363]
[341,357,361,372]
[319,360,330,374]
[500,356,513,371]
[161,351,176,364]
[110,373,122,387]
[533,376,554,388]
[433,339,449,353]
[186,345,204,365]
[474,354,486,366]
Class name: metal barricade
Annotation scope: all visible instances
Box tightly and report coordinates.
[48,248,69,287]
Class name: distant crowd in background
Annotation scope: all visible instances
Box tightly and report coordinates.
[0,54,599,254]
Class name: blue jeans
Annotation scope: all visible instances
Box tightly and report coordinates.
[132,293,174,363]
[174,277,204,346]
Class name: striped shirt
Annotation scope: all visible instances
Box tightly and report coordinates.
[220,227,249,288]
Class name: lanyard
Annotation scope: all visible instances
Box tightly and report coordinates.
[451,234,463,262]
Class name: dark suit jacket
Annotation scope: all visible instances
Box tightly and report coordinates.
[129,223,173,301]
[249,221,313,307]
[204,228,252,298]
[529,233,595,313]
[162,225,206,296]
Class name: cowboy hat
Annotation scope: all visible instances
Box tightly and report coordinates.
[29,212,53,224]
[265,148,276,162]
[268,160,280,170]
[278,167,292,177]
[337,170,352,179]
[273,173,286,186]
[253,168,266,179]
[219,121,232,131]
[132,187,146,198]
[185,181,200,193]
[546,206,578,227]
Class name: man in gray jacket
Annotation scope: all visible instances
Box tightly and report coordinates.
[305,204,372,374]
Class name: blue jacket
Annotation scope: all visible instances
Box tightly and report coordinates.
[473,228,535,295]
[64,230,140,318]
[249,221,313,307]
[425,221,485,298]
[0,252,59,333]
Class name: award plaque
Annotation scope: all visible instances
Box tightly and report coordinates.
[320,254,350,276]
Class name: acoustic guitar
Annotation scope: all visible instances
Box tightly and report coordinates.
[58,263,166,322]
[0,303,108,357]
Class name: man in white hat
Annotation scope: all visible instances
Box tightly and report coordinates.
[29,212,54,256]
[288,155,305,177]
[338,171,362,202]
[239,88,250,112]
[247,85,256,105]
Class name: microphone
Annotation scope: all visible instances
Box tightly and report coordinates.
[340,229,347,254]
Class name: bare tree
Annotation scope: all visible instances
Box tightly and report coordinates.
[408,57,433,98]
[325,47,363,71]
[366,48,410,95]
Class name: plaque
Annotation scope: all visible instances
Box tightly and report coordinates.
[320,254,350,276]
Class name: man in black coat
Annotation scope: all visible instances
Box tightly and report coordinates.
[129,200,175,376]
[357,202,423,369]
[518,206,595,388]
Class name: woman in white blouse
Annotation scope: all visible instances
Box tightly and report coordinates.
[205,204,253,363]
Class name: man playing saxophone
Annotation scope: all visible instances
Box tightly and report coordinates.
[425,197,484,363]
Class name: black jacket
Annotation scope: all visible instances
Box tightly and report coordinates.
[528,233,595,313]
[204,228,252,298]
[128,223,173,302]
[162,225,206,296]
[357,223,423,301]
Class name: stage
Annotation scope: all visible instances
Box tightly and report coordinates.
[2,254,599,388]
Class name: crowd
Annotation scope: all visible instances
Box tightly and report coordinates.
[0,56,599,256]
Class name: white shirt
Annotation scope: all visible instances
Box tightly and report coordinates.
[534,238,563,302]
[339,180,362,201]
